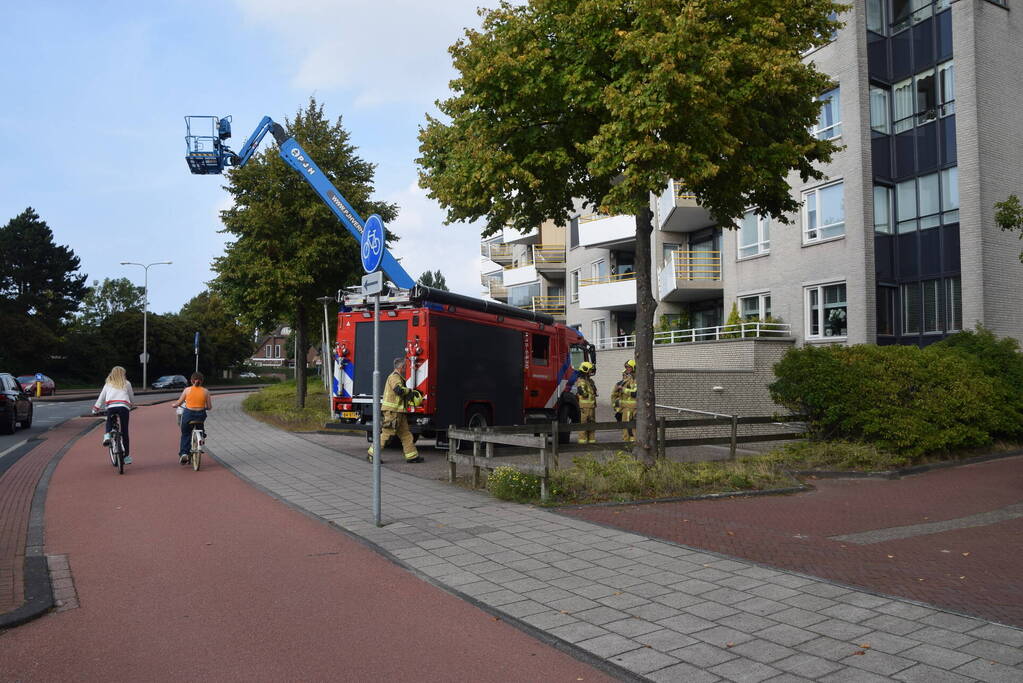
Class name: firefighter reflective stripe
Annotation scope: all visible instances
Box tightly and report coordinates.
[381,372,406,411]
[577,377,596,407]
[335,354,353,399]
[620,377,637,407]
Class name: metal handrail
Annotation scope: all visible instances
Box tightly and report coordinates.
[591,322,791,349]
[484,243,514,260]
[532,244,566,263]
[670,250,721,280]
[579,271,637,287]
[655,404,732,420]
[530,295,566,314]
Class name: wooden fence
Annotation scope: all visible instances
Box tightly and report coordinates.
[447,415,806,502]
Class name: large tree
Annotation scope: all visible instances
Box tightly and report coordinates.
[179,291,252,379]
[75,277,145,328]
[214,98,397,407]
[418,0,844,462]
[0,208,87,326]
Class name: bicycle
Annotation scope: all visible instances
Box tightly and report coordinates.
[96,410,126,475]
[178,408,205,471]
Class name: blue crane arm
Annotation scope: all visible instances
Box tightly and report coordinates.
[229,117,415,290]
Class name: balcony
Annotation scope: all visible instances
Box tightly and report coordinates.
[503,262,538,287]
[578,213,635,248]
[530,295,566,318]
[578,271,636,311]
[481,241,514,265]
[658,250,723,302]
[531,244,566,272]
[481,274,507,300]
[657,179,714,233]
[501,226,539,245]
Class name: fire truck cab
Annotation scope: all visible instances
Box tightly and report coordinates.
[332,285,595,444]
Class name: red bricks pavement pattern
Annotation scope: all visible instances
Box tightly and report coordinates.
[0,419,90,614]
[562,455,1023,628]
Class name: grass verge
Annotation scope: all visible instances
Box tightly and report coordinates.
[242,379,331,431]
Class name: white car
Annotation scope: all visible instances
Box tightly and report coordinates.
[239,371,257,379]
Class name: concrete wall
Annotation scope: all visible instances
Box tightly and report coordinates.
[592,338,796,421]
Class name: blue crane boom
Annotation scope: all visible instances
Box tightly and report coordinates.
[184,115,415,290]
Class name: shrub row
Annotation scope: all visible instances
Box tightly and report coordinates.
[769,327,1023,457]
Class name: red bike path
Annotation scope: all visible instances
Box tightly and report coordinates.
[0,405,610,682]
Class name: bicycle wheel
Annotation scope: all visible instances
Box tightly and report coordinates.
[115,435,124,475]
[108,442,118,468]
[191,428,202,471]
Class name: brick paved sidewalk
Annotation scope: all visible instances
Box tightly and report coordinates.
[563,456,1023,629]
[206,395,1023,682]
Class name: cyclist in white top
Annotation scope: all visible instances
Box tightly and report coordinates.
[92,366,135,464]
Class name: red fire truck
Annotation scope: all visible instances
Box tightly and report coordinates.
[332,285,595,444]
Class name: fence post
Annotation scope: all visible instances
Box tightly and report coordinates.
[657,416,666,460]
[447,426,456,482]
[472,430,482,489]
[539,446,549,502]
[550,420,559,470]
[729,415,738,459]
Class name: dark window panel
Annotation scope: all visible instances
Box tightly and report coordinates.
[913,18,934,67]
[868,32,889,80]
[919,227,941,275]
[872,135,892,179]
[892,30,913,81]
[895,130,916,178]
[875,234,895,281]
[942,223,961,272]
[917,121,939,172]
[941,115,957,165]
[898,231,919,278]
[937,9,953,60]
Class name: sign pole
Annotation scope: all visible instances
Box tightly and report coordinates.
[194,331,200,374]
[361,214,386,528]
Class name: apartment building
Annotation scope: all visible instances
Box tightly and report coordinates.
[482,0,1023,348]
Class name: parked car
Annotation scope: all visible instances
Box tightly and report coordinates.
[239,371,257,379]
[16,373,56,396]
[0,372,33,434]
[152,375,188,390]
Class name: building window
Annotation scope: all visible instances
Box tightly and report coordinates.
[739,293,771,321]
[569,217,579,249]
[590,259,607,283]
[901,283,921,334]
[803,182,845,243]
[922,279,942,333]
[662,242,680,266]
[893,62,954,133]
[813,88,842,140]
[945,277,962,331]
[569,269,580,302]
[870,86,890,134]
[893,77,914,134]
[738,211,770,258]
[265,345,272,358]
[508,282,540,308]
[874,185,892,234]
[877,286,897,336]
[867,0,886,34]
[591,318,607,349]
[892,0,951,34]
[938,61,955,117]
[806,283,847,339]
[274,344,282,358]
[896,167,958,233]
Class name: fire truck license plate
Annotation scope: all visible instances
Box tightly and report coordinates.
[341,411,359,419]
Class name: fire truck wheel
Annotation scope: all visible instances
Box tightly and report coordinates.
[457,406,490,452]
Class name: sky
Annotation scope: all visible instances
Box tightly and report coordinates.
[0,0,491,315]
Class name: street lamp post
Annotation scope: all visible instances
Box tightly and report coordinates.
[121,261,172,390]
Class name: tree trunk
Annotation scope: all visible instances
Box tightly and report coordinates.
[295,303,308,409]
[633,204,657,465]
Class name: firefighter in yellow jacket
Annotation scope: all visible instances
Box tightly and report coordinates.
[368,357,424,463]
[619,359,637,442]
[575,361,598,443]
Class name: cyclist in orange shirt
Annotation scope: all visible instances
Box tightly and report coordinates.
[172,372,212,464]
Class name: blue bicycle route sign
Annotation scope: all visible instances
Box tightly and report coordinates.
[361,214,385,274]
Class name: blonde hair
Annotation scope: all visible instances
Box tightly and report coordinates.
[106,366,128,390]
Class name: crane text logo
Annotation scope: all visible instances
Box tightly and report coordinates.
[290,148,317,175]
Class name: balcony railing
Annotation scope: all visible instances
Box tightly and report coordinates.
[671,250,721,280]
[530,295,566,315]
[580,271,637,287]
[591,322,791,350]
[482,242,514,262]
[532,244,566,264]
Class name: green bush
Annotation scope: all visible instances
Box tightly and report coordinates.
[770,343,1003,457]
[487,466,543,502]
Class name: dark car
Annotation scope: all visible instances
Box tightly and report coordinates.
[0,372,33,434]
[152,374,188,390]
[16,373,56,396]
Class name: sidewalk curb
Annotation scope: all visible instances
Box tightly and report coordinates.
[551,484,812,510]
[791,447,1023,480]
[204,446,648,683]
[0,420,98,630]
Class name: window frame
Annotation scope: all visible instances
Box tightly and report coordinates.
[812,88,842,141]
[569,269,580,303]
[737,211,771,259]
[738,293,772,321]
[805,282,848,340]
[803,181,845,244]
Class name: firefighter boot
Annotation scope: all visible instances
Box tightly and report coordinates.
[405,451,424,464]
[367,446,382,463]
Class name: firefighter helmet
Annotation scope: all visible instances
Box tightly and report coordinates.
[409,389,424,408]
[579,361,594,374]
[625,359,636,370]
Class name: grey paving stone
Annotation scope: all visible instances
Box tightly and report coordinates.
[797,636,865,661]
[765,573,817,589]
[718,575,767,591]
[718,612,777,635]
[479,567,528,583]
[900,642,977,670]
[755,623,819,648]
[818,603,878,623]
[547,621,609,644]
[707,559,749,572]
[609,647,681,675]
[656,612,718,635]
[597,592,649,610]
[807,618,873,641]
[965,623,1023,648]
[692,567,737,582]
[603,574,649,590]
[834,592,891,609]
[669,642,739,668]
[498,599,549,619]
[575,566,620,581]
[855,630,921,655]
[684,600,741,621]
[905,625,976,649]
[576,633,641,658]
[551,557,594,572]
[519,610,579,630]
[521,586,574,604]
[784,593,839,612]
[917,611,987,633]
[734,597,790,617]
[709,657,781,683]
[456,580,503,597]
[502,577,548,593]
[748,584,802,602]
[861,613,926,636]
[625,601,679,622]
[603,617,663,638]
[626,582,674,599]
[547,575,591,591]
[571,583,618,600]
[668,577,721,595]
[770,606,829,628]
[477,588,524,606]
[637,628,699,652]
[841,648,915,676]
[877,601,936,621]
[892,663,974,682]
[820,667,899,683]
[548,595,600,613]
[575,605,631,626]
[647,661,723,683]
[801,582,851,599]
[729,639,797,664]
[956,637,1023,666]
[764,675,814,683]
[953,658,1023,683]
[653,592,704,609]
[772,653,843,679]
[693,625,759,649]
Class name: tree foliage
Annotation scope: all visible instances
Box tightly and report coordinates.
[994,194,1023,263]
[76,277,145,328]
[417,269,449,291]
[179,291,253,380]
[418,0,844,461]
[213,97,397,407]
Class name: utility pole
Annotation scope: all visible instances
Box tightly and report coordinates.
[120,261,172,389]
